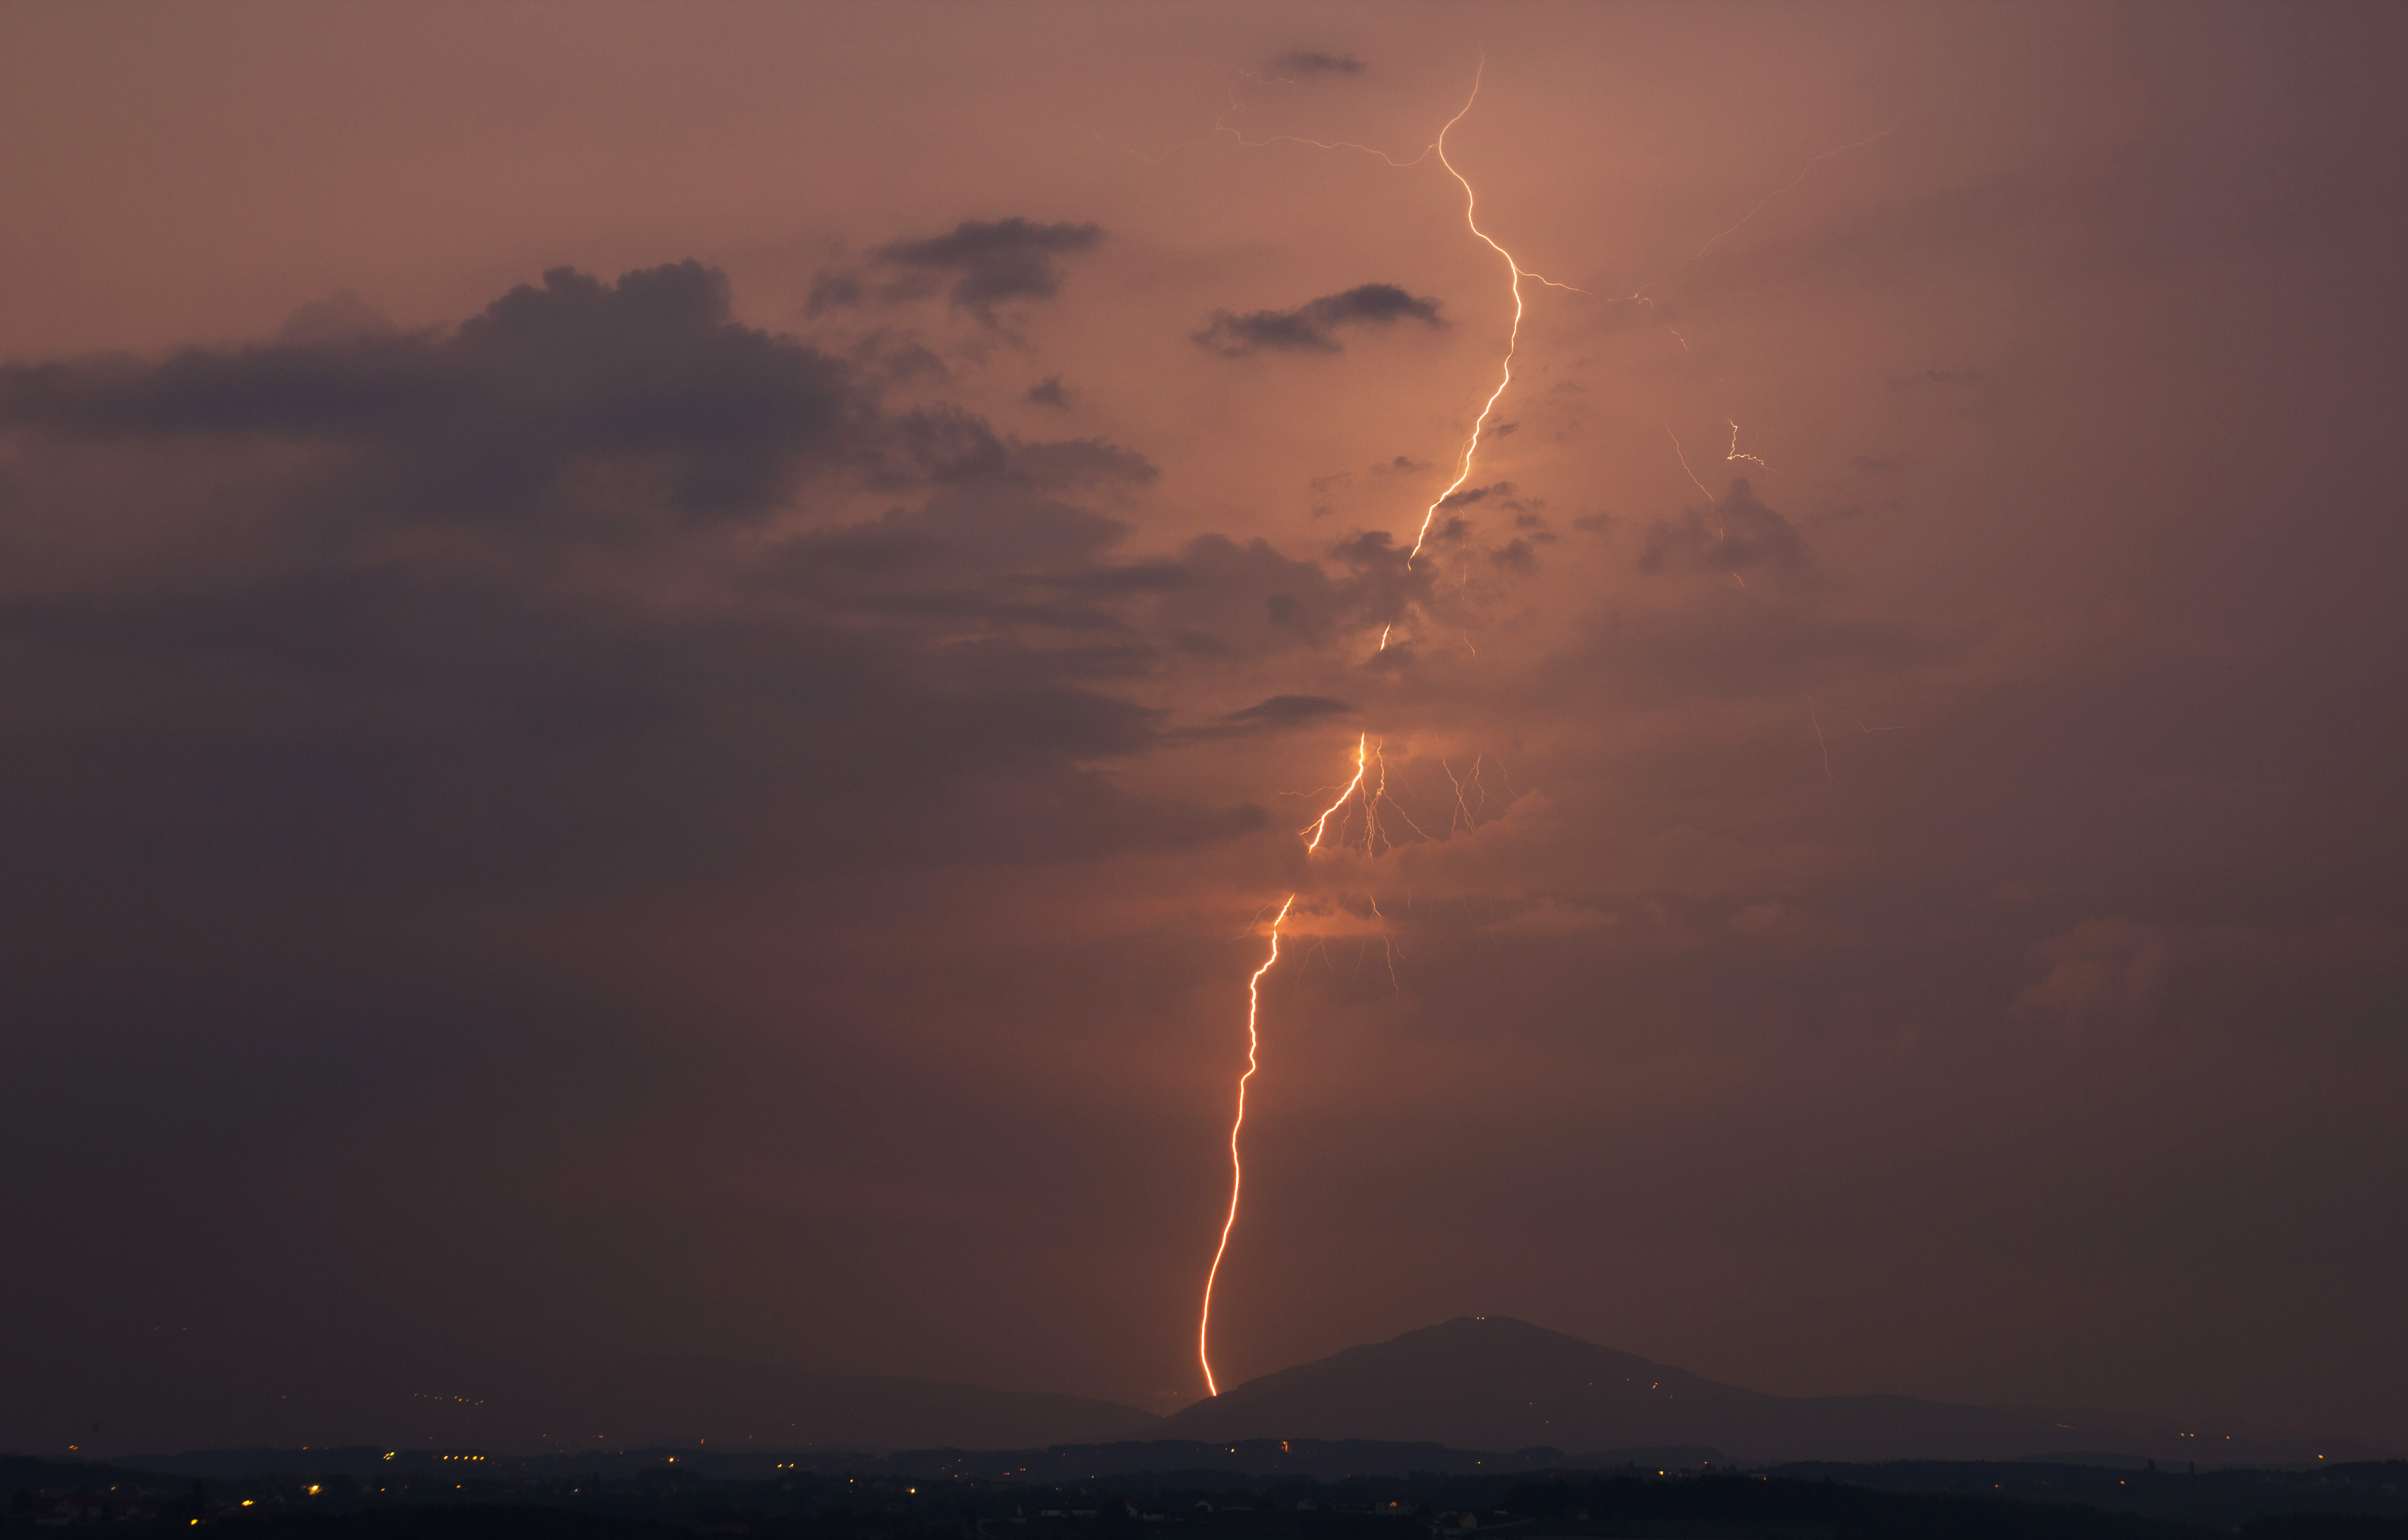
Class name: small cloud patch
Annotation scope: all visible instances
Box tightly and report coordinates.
[1195,283,1444,357]
[1274,49,1367,78]
[811,218,1104,324]
[1638,478,1810,578]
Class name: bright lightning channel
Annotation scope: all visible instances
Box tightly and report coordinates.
[1726,420,1769,469]
[1197,59,1560,1397]
[1403,60,1570,575]
[1197,737,1367,1398]
[1197,101,1900,1387]
[1197,892,1292,1399]
[1304,733,1371,852]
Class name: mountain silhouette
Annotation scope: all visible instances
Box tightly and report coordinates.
[42,1318,2388,1463]
[1160,1316,2375,1464]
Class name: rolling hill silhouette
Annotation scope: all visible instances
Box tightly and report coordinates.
[1159,1316,2375,1465]
[46,1318,2386,1463]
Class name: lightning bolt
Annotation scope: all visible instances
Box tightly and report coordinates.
[1403,59,1555,575]
[1303,734,1372,852]
[1198,735,1369,1396]
[1195,57,1563,1395]
[1726,419,1769,469]
[1198,892,1291,1398]
[1190,84,1914,1397]
[1157,56,1572,658]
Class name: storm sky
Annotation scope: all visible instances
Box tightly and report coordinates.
[3,2,2403,1455]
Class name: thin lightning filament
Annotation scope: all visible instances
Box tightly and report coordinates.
[1198,893,1293,1397]
[1303,734,1371,850]
[1405,60,1532,573]
[1726,420,1768,469]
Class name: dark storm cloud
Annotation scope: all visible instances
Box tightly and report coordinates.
[805,268,867,313]
[1146,531,1369,656]
[2,261,863,524]
[874,406,1160,494]
[1193,283,1445,357]
[1228,693,1352,724]
[1273,49,1366,78]
[0,570,1168,898]
[811,218,1105,324]
[879,218,1103,307]
[1489,538,1537,574]
[0,258,1400,1435]
[1438,480,1517,509]
[1008,437,1158,488]
[1167,692,1354,744]
[0,261,1283,905]
[1637,478,1811,578]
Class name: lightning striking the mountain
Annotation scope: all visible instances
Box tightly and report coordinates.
[1196,59,1563,1395]
[1197,892,1291,1399]
[1197,735,1374,1396]
[1189,62,1916,1398]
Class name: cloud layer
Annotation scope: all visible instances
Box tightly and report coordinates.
[812,218,1105,323]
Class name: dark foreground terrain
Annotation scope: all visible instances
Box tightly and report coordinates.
[6,1449,2404,1540]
